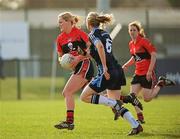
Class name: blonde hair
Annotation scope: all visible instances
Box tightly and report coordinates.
[58,12,82,27]
[128,21,146,37]
[86,12,113,29]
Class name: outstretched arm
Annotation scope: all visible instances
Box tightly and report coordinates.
[122,56,135,71]
[146,52,156,81]
[71,41,92,68]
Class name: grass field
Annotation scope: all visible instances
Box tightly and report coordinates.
[1,96,180,139]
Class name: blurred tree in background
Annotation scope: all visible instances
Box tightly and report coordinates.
[168,0,180,7]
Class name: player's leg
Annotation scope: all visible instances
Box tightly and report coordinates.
[54,74,88,130]
[130,84,142,107]
[142,74,176,102]
[107,85,143,117]
[134,74,158,122]
[119,83,144,120]
[120,75,143,110]
[55,59,94,130]
[129,84,145,124]
[136,76,177,124]
[106,69,143,135]
[133,75,156,123]
[81,87,143,135]
[107,90,121,116]
[80,76,123,120]
[157,76,176,87]
[142,87,159,102]
[80,85,122,110]
[107,89,121,99]
[80,85,96,103]
[107,90,143,135]
[142,77,176,102]
[63,74,88,120]
[107,88,143,120]
[118,74,144,123]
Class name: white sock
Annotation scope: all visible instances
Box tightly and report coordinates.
[98,95,116,107]
[123,111,139,128]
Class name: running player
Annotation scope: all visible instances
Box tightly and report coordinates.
[122,21,176,123]
[80,12,143,135]
[54,12,94,130]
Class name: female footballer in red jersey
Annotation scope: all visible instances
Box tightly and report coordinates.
[122,21,175,123]
[54,12,94,130]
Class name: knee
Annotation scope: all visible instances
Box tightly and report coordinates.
[80,92,86,102]
[80,90,89,102]
[62,91,72,98]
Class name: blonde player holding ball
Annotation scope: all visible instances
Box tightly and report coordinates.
[54,12,94,130]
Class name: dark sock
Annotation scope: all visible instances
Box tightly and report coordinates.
[120,95,125,101]
[111,107,116,114]
[119,107,129,117]
[66,110,74,124]
[120,95,131,103]
[137,112,144,121]
[157,81,164,87]
[91,94,100,104]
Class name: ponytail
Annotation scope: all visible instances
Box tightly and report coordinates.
[87,12,114,28]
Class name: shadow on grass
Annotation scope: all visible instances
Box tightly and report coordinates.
[142,132,180,138]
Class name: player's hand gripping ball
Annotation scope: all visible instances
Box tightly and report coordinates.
[59,53,75,70]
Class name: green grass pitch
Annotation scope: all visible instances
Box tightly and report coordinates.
[1,96,180,139]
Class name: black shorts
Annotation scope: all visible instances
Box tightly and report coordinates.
[89,66,126,93]
[74,59,94,81]
[131,74,156,89]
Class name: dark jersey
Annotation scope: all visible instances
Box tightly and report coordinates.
[89,28,119,71]
[88,28,126,92]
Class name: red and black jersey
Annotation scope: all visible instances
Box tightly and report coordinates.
[56,27,89,56]
[129,35,156,75]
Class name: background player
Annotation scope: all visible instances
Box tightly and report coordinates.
[122,21,176,123]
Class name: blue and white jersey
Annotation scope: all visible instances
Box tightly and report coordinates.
[89,27,119,72]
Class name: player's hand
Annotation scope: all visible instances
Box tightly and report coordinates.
[70,55,86,69]
[146,70,152,81]
[58,57,62,64]
[70,56,80,69]
[103,66,110,80]
[104,71,110,80]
